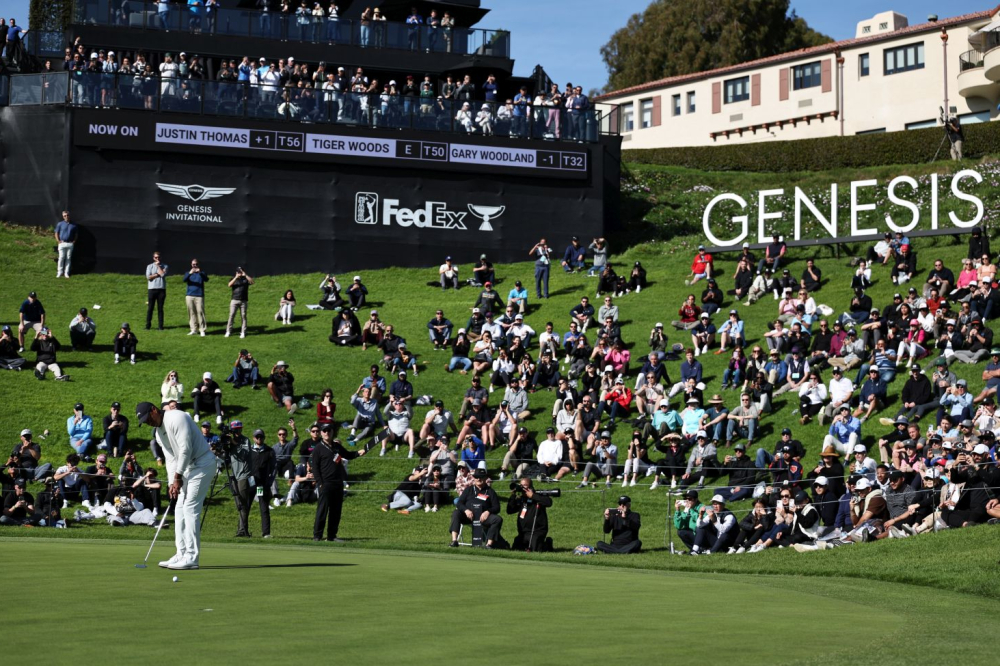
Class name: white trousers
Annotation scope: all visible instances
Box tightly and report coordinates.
[174,462,214,564]
[57,242,74,277]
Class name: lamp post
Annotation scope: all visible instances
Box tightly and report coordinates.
[941,28,949,123]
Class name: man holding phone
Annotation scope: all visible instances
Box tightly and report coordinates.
[226,266,254,339]
[596,495,641,554]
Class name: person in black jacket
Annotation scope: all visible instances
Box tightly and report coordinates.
[731,498,774,552]
[311,423,367,541]
[507,477,553,552]
[811,476,839,533]
[249,429,277,538]
[449,467,503,548]
[596,495,641,554]
[716,444,757,502]
[191,371,224,424]
[891,246,917,285]
[31,328,69,381]
[112,323,138,365]
[331,309,362,346]
[267,361,296,414]
[893,364,936,422]
[968,227,990,263]
[943,445,1000,527]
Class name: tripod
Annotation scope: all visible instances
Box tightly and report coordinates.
[200,455,247,531]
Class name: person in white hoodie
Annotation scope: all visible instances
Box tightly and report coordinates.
[136,402,216,570]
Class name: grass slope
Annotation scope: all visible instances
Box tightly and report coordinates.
[4,538,1000,665]
[0,221,998,600]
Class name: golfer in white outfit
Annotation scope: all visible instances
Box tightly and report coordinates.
[136,402,216,570]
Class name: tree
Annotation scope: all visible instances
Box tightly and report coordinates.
[600,0,832,92]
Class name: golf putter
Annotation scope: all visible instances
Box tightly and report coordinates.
[136,501,173,568]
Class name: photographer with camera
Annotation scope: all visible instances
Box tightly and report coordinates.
[943,443,999,527]
[225,266,254,339]
[1,480,41,526]
[597,495,641,554]
[320,274,346,309]
[507,477,555,552]
[577,430,617,489]
[946,115,963,161]
[11,429,51,483]
[448,467,503,548]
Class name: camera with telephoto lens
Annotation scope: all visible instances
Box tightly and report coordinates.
[509,482,560,497]
[210,422,237,458]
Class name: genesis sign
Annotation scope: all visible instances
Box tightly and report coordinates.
[355,193,504,231]
[702,169,985,246]
[156,183,236,224]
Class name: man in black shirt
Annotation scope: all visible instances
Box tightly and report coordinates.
[249,429,277,538]
[893,364,936,422]
[268,361,296,414]
[597,495,641,554]
[1,480,41,526]
[225,267,254,339]
[507,477,553,552]
[311,423,367,541]
[31,327,69,381]
[11,429,51,482]
[474,282,504,316]
[449,468,502,548]
[801,259,822,292]
[102,402,130,457]
[925,259,955,298]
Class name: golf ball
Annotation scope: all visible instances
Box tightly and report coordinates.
[172,576,179,582]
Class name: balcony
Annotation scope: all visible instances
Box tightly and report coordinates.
[981,28,1000,82]
[1,72,620,144]
[958,48,999,102]
[74,1,511,59]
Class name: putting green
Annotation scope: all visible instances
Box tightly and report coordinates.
[3,539,904,664]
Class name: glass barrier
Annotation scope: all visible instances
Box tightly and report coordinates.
[77,2,510,58]
[4,72,616,143]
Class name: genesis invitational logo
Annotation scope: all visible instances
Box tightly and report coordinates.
[156,183,237,224]
[355,192,503,231]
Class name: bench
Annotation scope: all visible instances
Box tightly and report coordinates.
[704,227,972,260]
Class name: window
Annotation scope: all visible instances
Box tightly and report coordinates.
[857,128,886,135]
[687,91,696,113]
[640,98,653,128]
[860,53,870,77]
[623,105,634,132]
[792,61,822,90]
[905,119,937,130]
[959,110,991,124]
[724,76,750,104]
[862,25,871,34]
[879,22,888,30]
[884,42,924,75]
[672,94,681,116]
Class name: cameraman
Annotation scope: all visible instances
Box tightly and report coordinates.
[946,115,963,161]
[507,478,553,552]
[596,495,641,554]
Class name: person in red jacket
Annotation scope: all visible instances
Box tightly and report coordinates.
[596,377,633,427]
[686,245,714,286]
[672,294,702,331]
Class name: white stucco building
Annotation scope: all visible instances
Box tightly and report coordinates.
[597,7,1000,148]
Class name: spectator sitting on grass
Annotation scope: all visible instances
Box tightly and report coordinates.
[160,369,185,406]
[506,280,528,314]
[439,256,459,291]
[1,480,41,526]
[427,309,452,350]
[32,327,69,381]
[472,254,494,287]
[562,237,586,273]
[275,289,296,325]
[67,402,93,456]
[347,277,368,310]
[102,402,129,457]
[597,263,618,298]
[68,307,97,351]
[319,274,346,310]
[377,325,405,368]
[227,349,260,389]
[691,313,716,356]
[361,310,386,350]
[349,385,383,441]
[268,361,297,414]
[383,399,417,459]
[112,322,138,365]
[577,431,617,489]
[685,245,713,286]
[672,294,701,331]
[0,325,25,370]
[192,371,224,425]
[331,309,361,346]
[381,466,427,514]
[824,405,861,456]
[54,453,92,508]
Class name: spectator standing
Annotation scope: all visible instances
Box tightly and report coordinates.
[145,251,167,331]
[529,238,553,299]
[182,258,208,336]
[226,267,254,338]
[54,210,78,279]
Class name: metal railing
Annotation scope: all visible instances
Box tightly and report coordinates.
[959,48,984,72]
[75,2,511,59]
[3,71,620,142]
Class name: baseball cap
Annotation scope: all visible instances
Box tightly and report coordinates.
[473,468,489,479]
[74,402,84,411]
[275,360,289,368]
[472,307,480,313]
[600,430,612,439]
[203,371,213,380]
[855,478,872,490]
[655,322,663,328]
[781,428,792,435]
[353,275,361,282]
[853,444,867,454]
[135,401,156,424]
[19,428,31,436]
[434,400,444,407]
[831,366,843,374]
[230,420,243,429]
[814,476,829,486]
[888,470,904,481]
[319,423,333,432]
[111,401,121,409]
[684,489,699,500]
[484,281,492,287]
[457,460,468,468]
[696,430,708,439]
[973,443,990,455]
[957,379,968,388]
[618,495,631,505]
[711,494,725,504]
[253,429,265,438]
[13,479,26,488]
[96,454,108,463]
[200,421,211,427]
[734,443,746,451]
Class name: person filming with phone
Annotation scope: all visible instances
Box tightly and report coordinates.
[596,495,641,554]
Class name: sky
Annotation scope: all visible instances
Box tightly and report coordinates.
[7,0,992,87]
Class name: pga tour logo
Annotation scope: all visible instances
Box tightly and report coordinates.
[355,192,504,231]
